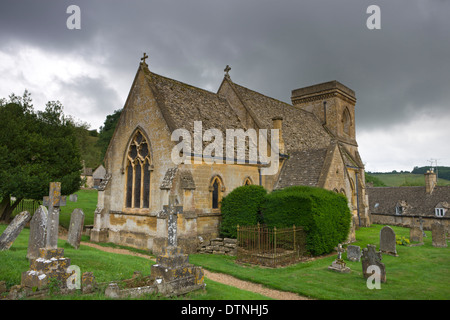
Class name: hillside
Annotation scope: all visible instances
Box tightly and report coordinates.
[366,172,450,187]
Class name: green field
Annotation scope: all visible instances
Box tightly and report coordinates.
[368,172,450,187]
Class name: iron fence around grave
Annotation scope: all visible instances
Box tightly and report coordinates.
[12,199,42,216]
[236,224,308,267]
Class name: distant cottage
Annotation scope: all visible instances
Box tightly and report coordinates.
[368,170,450,230]
[91,56,370,253]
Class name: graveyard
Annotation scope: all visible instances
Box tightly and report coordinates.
[0,191,448,300]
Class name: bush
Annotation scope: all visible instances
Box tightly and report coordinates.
[220,185,267,238]
[262,186,351,256]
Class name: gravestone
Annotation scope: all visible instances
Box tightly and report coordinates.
[328,244,351,273]
[0,211,31,251]
[42,182,66,249]
[150,195,205,296]
[409,219,423,245]
[67,209,85,249]
[431,222,447,248]
[27,206,48,260]
[69,194,78,202]
[379,226,398,256]
[21,182,76,290]
[361,244,386,283]
[347,245,361,262]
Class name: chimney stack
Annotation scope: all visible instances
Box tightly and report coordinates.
[272,116,285,154]
[425,169,437,194]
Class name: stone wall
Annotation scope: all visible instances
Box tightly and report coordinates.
[371,213,450,231]
[197,237,237,256]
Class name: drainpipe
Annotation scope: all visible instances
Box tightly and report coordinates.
[355,171,361,227]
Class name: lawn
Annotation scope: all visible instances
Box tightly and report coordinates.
[189,224,450,300]
[1,222,448,300]
[0,224,271,300]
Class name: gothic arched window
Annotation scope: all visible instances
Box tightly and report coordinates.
[243,177,253,186]
[342,108,352,136]
[209,175,225,210]
[125,131,151,209]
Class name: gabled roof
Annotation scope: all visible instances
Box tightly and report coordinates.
[367,186,450,216]
[229,81,332,153]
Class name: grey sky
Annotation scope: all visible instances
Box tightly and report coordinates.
[1,0,449,172]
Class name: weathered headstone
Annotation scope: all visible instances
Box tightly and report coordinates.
[379,225,398,256]
[42,182,66,249]
[431,222,447,248]
[347,245,361,262]
[67,209,85,249]
[409,219,423,245]
[21,182,75,291]
[361,244,386,283]
[328,244,351,273]
[27,206,48,260]
[69,194,78,202]
[0,211,31,251]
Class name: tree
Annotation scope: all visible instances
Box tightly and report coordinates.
[0,92,82,222]
[96,108,122,163]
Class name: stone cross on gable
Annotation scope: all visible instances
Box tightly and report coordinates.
[224,65,231,77]
[43,182,66,249]
[163,195,183,247]
[141,52,149,65]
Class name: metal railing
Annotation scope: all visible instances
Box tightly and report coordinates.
[236,223,307,267]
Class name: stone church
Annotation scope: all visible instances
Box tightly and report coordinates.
[91,55,370,253]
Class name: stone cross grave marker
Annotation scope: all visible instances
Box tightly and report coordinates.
[42,182,66,249]
[67,208,85,249]
[379,225,398,256]
[328,244,351,273]
[26,205,48,259]
[417,216,426,237]
[431,222,447,248]
[0,210,31,251]
[163,195,183,247]
[362,244,386,283]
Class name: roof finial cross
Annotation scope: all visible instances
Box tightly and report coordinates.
[141,52,149,65]
[224,65,231,77]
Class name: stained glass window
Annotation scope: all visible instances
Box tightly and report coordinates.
[125,130,151,209]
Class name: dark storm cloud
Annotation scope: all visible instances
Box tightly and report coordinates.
[1,0,449,168]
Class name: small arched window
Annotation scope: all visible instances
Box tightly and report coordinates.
[125,131,151,209]
[342,107,352,136]
[243,177,253,186]
[210,175,225,210]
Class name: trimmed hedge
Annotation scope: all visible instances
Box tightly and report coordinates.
[220,185,267,238]
[262,186,351,256]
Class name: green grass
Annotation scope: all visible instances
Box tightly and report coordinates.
[0,225,271,300]
[59,189,98,229]
[189,224,450,300]
[1,224,448,300]
[369,173,450,187]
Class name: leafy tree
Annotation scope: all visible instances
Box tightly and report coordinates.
[0,92,82,222]
[96,108,122,163]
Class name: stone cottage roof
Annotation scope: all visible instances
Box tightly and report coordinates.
[367,186,450,217]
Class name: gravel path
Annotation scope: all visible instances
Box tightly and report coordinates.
[77,240,310,300]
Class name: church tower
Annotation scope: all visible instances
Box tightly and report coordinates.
[291,80,357,148]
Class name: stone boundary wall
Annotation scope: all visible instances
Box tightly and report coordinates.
[370,213,449,231]
[197,238,237,256]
